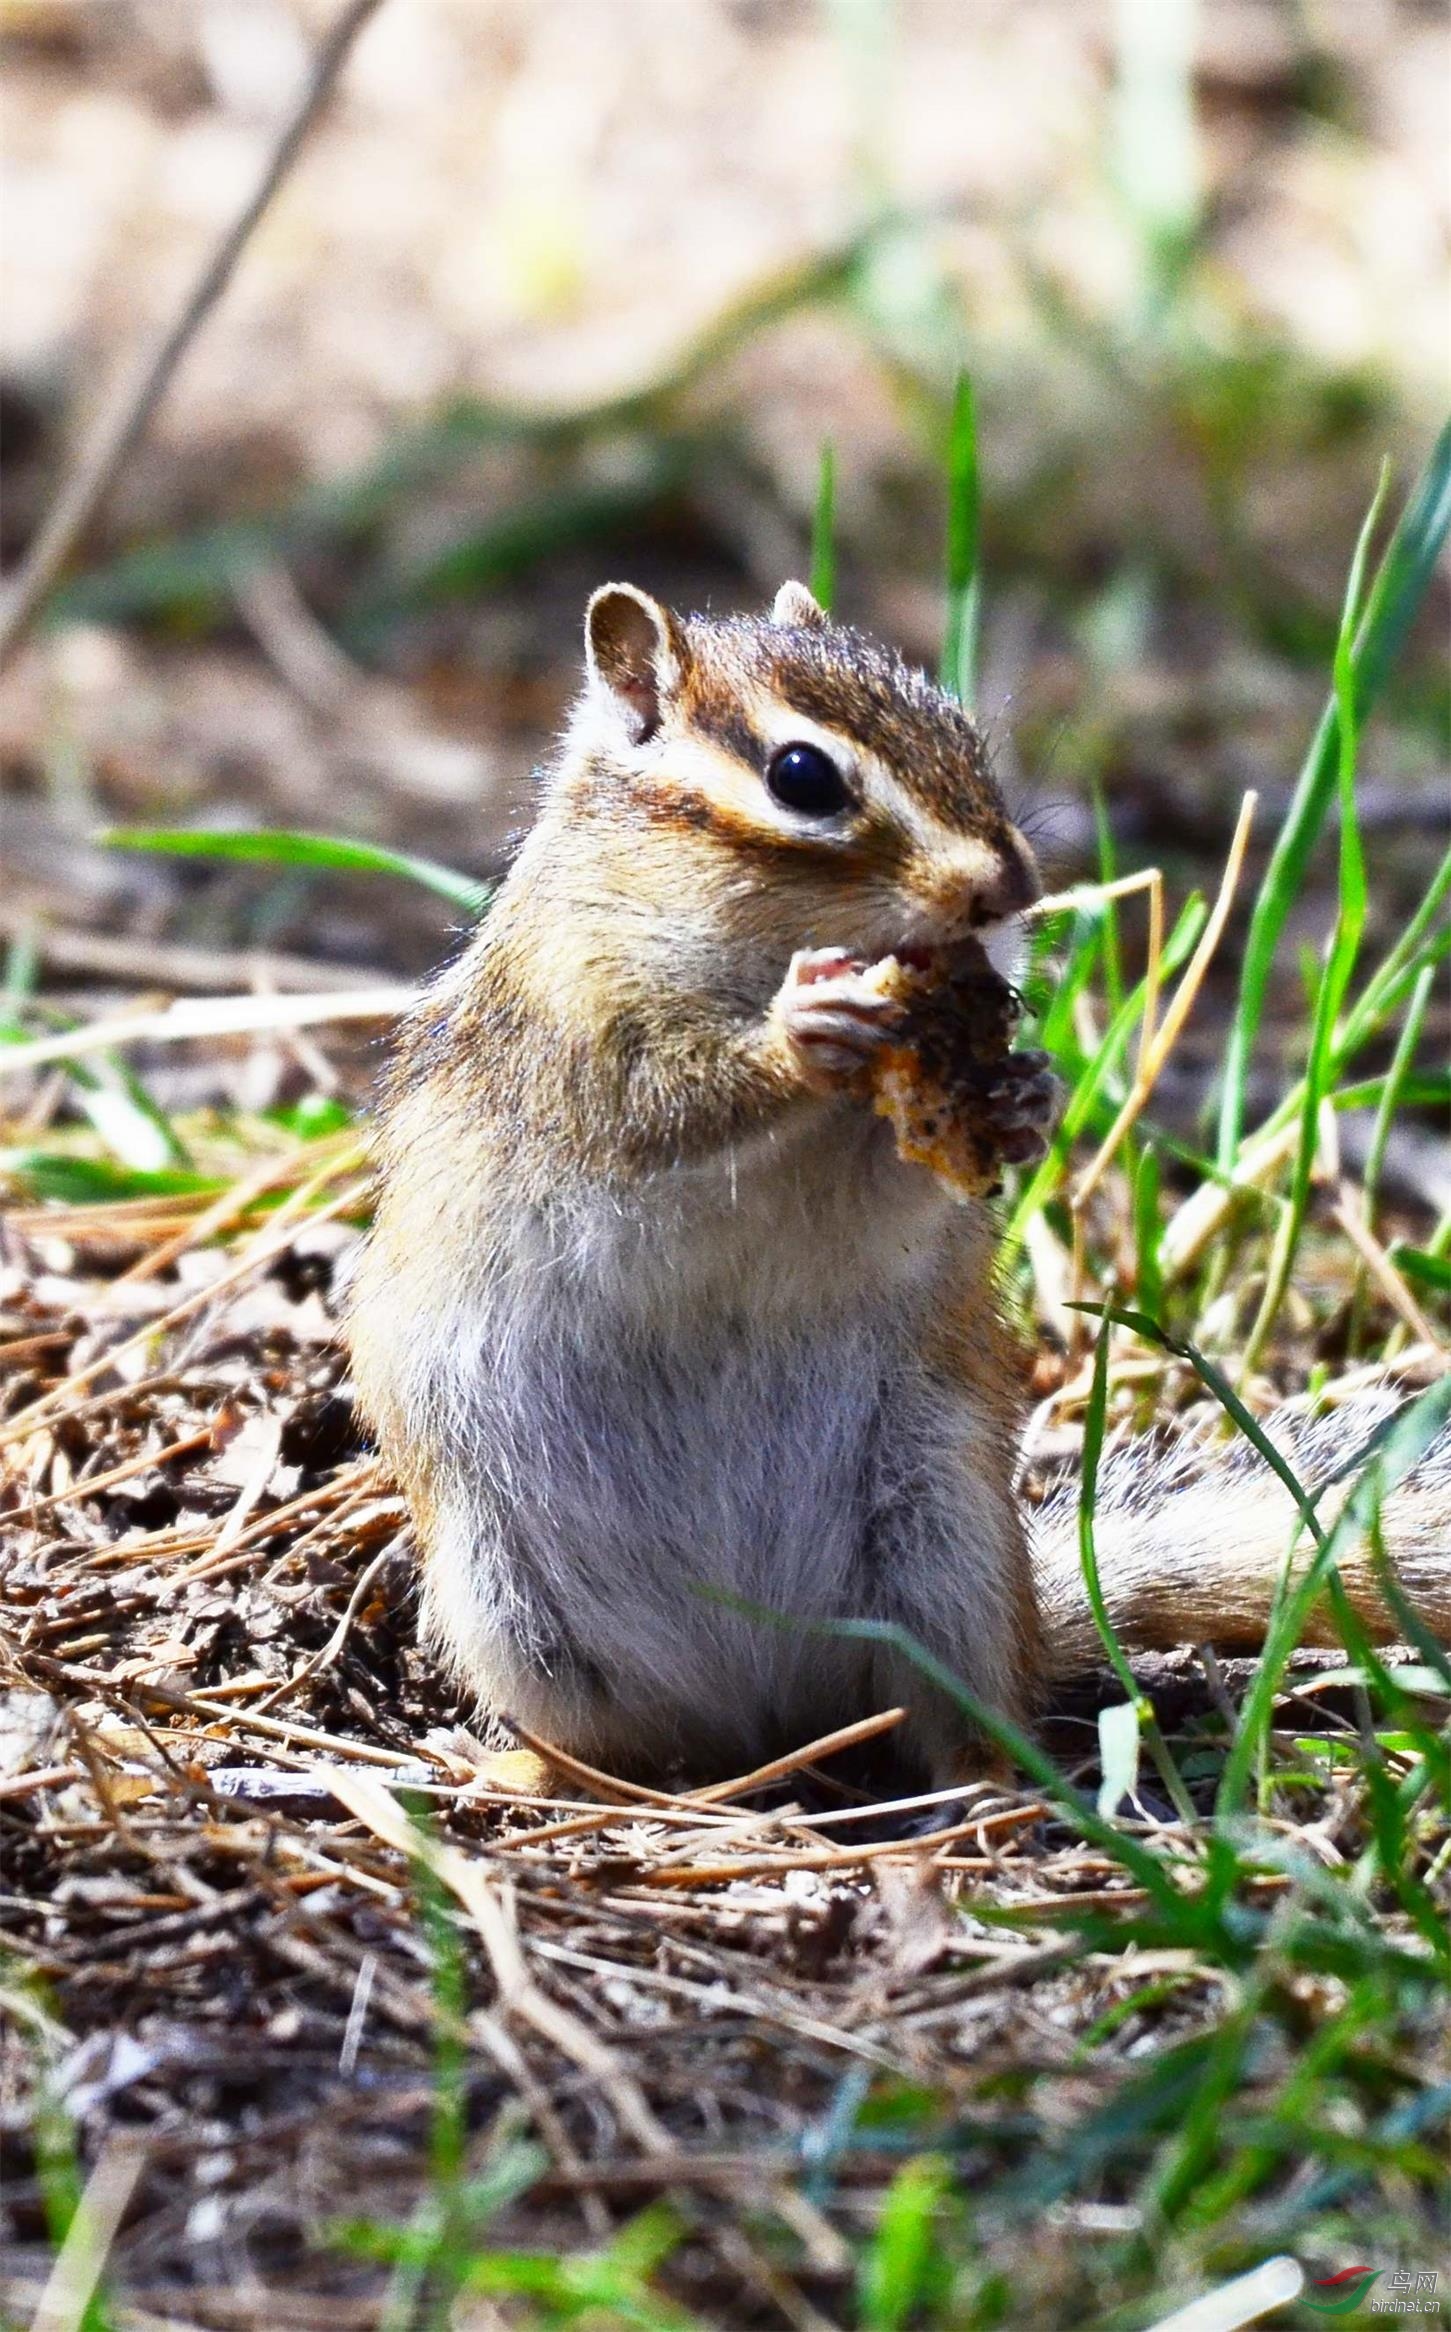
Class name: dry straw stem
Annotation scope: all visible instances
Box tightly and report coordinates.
[0,0,388,671]
[498,1709,912,1848]
[58,1480,393,1604]
[24,1423,216,1517]
[504,1704,910,1815]
[523,1932,902,2086]
[251,1530,409,1712]
[325,1765,674,2155]
[499,1776,1030,1858]
[115,1128,361,1286]
[172,1459,390,1586]
[504,1717,717,1810]
[0,987,414,1077]
[688,1705,908,1802]
[51,1664,424,1770]
[0,1763,85,1804]
[503,1800,789,1852]
[1025,866,1166,1082]
[0,907,381,995]
[1072,790,1258,1210]
[1332,1186,1444,1348]
[1026,869,1166,920]
[1159,1114,1302,1281]
[29,2136,149,2332]
[0,1153,368,1447]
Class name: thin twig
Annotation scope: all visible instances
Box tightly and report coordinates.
[0,0,388,670]
[0,907,382,994]
[252,1530,408,1712]
[0,1763,85,1803]
[687,1705,907,1804]
[0,1163,368,1444]
[1023,867,1162,921]
[0,987,413,1078]
[326,1768,673,2153]
[1332,1187,1444,1349]
[26,1425,215,1517]
[1072,791,1257,1210]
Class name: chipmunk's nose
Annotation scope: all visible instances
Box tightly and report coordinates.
[906,825,1042,945]
[978,827,1041,924]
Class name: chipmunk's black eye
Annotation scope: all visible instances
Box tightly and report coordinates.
[766,741,851,818]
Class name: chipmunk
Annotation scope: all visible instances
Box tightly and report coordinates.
[347,581,1451,1792]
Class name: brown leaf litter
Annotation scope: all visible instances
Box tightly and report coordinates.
[0,1116,1441,2328]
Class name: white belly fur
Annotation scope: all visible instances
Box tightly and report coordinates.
[401,1107,966,1766]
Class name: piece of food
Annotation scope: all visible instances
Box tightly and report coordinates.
[864,939,1023,1197]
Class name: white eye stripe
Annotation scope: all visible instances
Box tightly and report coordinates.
[745,721,958,858]
[861,765,960,858]
[672,694,1013,881]
[658,733,858,841]
[864,766,1013,883]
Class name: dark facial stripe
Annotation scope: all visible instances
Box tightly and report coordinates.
[688,700,770,775]
[570,762,892,867]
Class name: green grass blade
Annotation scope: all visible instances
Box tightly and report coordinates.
[1146,1990,1264,2226]
[1081,1315,1451,1818]
[1025,904,1104,1060]
[1006,893,1207,1249]
[1090,776,1124,1017]
[3,924,39,1015]
[97,826,488,913]
[345,458,686,637]
[1339,841,1451,1056]
[1352,419,1451,707]
[1348,959,1436,1352]
[810,440,837,613]
[31,2081,119,2332]
[1239,467,1385,1372]
[1216,419,1451,1167]
[939,369,981,708]
[1362,966,1436,1232]
[707,1587,1203,1920]
[1078,1313,1146,1713]
[1390,1243,1451,1294]
[1132,1144,1165,1321]
[1079,1312,1197,1821]
[1,1156,223,1204]
[856,2155,952,2332]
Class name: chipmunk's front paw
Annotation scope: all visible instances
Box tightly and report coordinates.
[979,1049,1060,1167]
[773,947,904,1094]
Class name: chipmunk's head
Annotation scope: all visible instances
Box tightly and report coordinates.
[562,579,1039,971]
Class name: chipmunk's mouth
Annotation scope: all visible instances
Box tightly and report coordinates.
[882,928,1028,987]
[888,937,1005,975]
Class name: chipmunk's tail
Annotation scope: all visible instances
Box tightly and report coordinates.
[1033,1387,1451,1684]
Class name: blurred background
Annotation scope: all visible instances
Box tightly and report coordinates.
[1,0,1446,1003]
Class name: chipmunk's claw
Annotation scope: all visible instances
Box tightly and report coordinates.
[979,1049,1060,1168]
[776,947,905,1092]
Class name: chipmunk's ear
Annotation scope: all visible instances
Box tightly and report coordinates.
[585,584,685,744]
[771,580,827,629]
